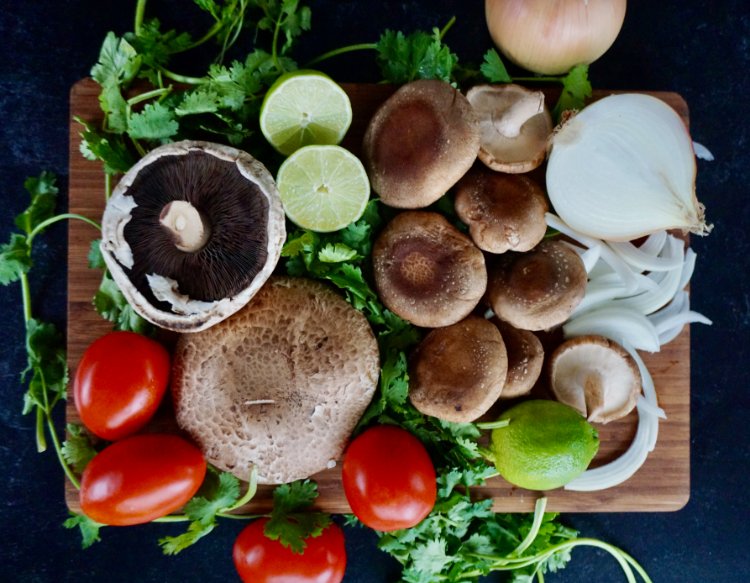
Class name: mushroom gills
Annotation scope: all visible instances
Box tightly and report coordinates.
[123,151,271,303]
[550,335,642,424]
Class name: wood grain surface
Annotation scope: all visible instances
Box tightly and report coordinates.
[66,78,690,514]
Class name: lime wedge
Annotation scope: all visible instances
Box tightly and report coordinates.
[260,70,353,156]
[276,145,370,232]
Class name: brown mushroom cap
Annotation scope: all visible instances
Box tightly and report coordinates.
[549,335,642,424]
[373,211,487,328]
[454,165,549,254]
[363,79,480,208]
[171,277,380,484]
[486,239,587,331]
[466,84,552,174]
[409,315,508,422]
[101,140,285,333]
[491,318,544,398]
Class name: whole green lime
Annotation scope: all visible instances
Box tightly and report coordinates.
[490,400,599,491]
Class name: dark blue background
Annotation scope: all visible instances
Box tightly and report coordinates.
[1,1,748,581]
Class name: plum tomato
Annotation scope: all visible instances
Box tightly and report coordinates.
[342,425,436,531]
[74,331,170,441]
[80,433,206,526]
[233,518,346,583]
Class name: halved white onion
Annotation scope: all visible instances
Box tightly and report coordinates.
[547,94,710,241]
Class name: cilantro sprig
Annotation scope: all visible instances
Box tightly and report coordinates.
[0,174,99,469]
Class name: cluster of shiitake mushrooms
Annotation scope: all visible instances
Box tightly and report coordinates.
[364,79,641,425]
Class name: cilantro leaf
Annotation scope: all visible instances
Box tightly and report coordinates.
[159,469,246,555]
[77,117,136,175]
[318,243,357,263]
[125,18,192,74]
[376,28,458,84]
[91,32,141,88]
[127,102,179,141]
[63,513,103,549]
[87,239,105,270]
[22,318,68,414]
[93,274,152,334]
[480,48,512,83]
[264,480,332,553]
[176,88,221,116]
[554,64,592,119]
[15,172,58,235]
[0,233,32,285]
[411,538,455,576]
[61,424,97,474]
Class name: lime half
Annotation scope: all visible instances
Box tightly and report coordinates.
[490,400,599,491]
[276,145,370,232]
[260,70,353,156]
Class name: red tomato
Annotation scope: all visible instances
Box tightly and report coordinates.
[80,433,206,526]
[342,425,436,532]
[233,518,346,583]
[74,331,170,441]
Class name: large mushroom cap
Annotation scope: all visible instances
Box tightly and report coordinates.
[491,318,544,398]
[466,84,552,174]
[549,335,641,424]
[372,211,487,328]
[486,239,587,331]
[171,277,379,484]
[363,79,480,208]
[454,165,549,254]
[409,315,508,423]
[100,140,285,332]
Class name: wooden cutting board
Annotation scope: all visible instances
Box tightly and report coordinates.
[66,78,690,514]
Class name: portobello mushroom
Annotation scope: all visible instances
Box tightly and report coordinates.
[100,140,285,332]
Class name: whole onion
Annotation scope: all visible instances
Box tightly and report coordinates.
[485,0,627,75]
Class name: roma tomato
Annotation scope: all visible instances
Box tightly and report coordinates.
[74,331,170,441]
[233,518,346,583]
[342,425,436,531]
[80,433,206,526]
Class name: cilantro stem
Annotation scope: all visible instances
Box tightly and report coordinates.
[271,11,283,70]
[28,214,101,246]
[157,67,207,85]
[305,43,377,67]
[438,16,456,40]
[224,467,258,512]
[134,0,147,36]
[512,497,547,556]
[476,419,510,430]
[126,87,172,106]
[104,173,112,202]
[46,415,81,489]
[35,408,46,452]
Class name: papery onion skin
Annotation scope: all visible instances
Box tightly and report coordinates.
[485,0,627,75]
[547,94,710,242]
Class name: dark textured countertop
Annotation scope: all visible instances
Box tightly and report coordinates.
[1,1,748,581]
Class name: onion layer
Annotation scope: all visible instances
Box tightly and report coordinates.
[547,94,711,242]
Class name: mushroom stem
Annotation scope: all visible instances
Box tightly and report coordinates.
[493,90,545,138]
[159,200,210,253]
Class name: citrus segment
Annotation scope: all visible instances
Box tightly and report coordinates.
[260,70,352,156]
[276,145,370,232]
